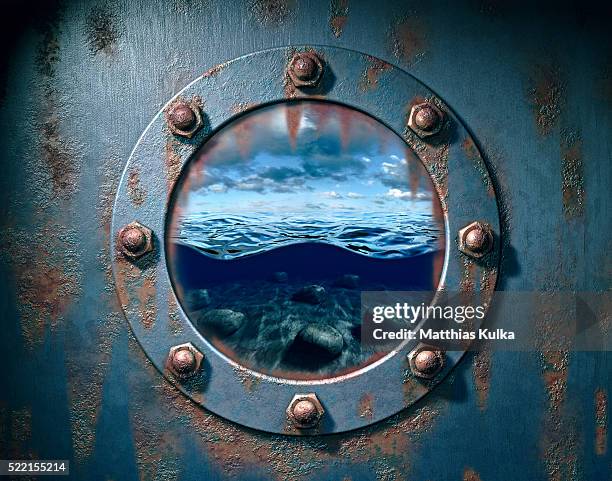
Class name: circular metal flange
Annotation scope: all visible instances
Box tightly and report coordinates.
[111,46,500,435]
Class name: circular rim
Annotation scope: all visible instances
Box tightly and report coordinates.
[111,45,500,435]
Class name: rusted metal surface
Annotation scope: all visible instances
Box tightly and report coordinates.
[112,45,499,436]
[287,52,324,88]
[458,221,494,259]
[0,0,609,479]
[408,346,445,379]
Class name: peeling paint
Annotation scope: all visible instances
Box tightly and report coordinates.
[359,56,392,92]
[389,16,426,64]
[330,0,349,38]
[560,130,584,220]
[472,350,491,410]
[528,63,565,136]
[250,0,294,26]
[595,388,607,456]
[463,467,483,481]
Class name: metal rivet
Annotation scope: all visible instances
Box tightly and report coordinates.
[167,343,204,379]
[408,101,444,138]
[458,221,493,258]
[286,393,324,429]
[117,221,153,259]
[165,101,203,138]
[408,346,445,379]
[287,52,323,88]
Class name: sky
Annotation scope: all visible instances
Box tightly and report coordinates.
[176,101,437,217]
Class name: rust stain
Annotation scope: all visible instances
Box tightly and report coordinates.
[463,467,482,481]
[137,271,157,329]
[528,63,565,136]
[358,393,374,419]
[330,0,349,38]
[403,99,450,209]
[126,333,447,481]
[1,224,82,349]
[165,140,183,194]
[389,16,427,64]
[539,348,578,481]
[595,388,607,456]
[560,130,584,220]
[472,350,491,410]
[168,292,183,336]
[462,137,494,197]
[66,310,123,463]
[231,102,257,115]
[85,3,121,55]
[127,168,145,206]
[460,258,476,292]
[202,62,227,79]
[233,366,262,393]
[35,6,81,201]
[359,56,392,92]
[250,0,294,26]
[286,102,303,150]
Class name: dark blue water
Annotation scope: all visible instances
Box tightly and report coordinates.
[171,242,438,291]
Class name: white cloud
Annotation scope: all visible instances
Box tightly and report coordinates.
[208,183,227,193]
[347,192,364,199]
[322,191,342,199]
[386,188,412,200]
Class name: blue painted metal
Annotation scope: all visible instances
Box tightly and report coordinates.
[0,0,610,479]
[112,45,499,435]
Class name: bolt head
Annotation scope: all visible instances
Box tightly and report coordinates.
[458,221,493,258]
[286,393,324,429]
[167,343,204,379]
[288,52,323,88]
[117,221,153,259]
[408,101,444,138]
[165,100,203,138]
[168,103,196,131]
[408,346,445,379]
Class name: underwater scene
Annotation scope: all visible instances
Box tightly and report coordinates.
[167,100,445,379]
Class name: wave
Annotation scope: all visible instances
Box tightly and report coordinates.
[172,210,443,260]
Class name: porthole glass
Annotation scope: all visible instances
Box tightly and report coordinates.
[166,100,445,379]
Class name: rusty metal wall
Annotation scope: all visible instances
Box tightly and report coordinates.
[0,0,610,480]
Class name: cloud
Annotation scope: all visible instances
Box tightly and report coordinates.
[208,183,227,193]
[387,188,412,200]
[323,191,342,199]
[347,192,364,199]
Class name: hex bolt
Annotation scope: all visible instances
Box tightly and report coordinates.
[117,221,153,259]
[168,103,196,131]
[286,393,324,429]
[408,101,444,138]
[414,105,440,131]
[287,52,323,88]
[167,343,204,379]
[408,346,445,379]
[165,101,203,138]
[458,221,493,258]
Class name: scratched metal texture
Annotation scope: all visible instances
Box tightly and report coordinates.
[0,1,610,480]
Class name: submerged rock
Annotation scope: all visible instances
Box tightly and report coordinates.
[333,274,360,289]
[184,288,211,310]
[269,271,288,283]
[291,285,326,304]
[296,324,344,358]
[196,309,245,336]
